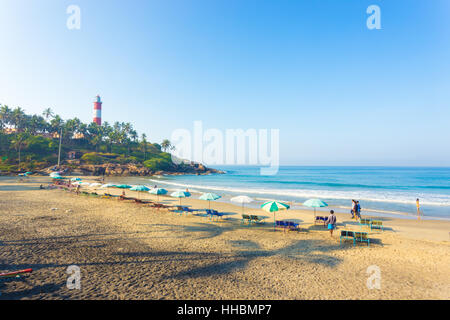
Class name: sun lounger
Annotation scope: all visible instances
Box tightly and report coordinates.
[242,214,252,224]
[340,230,370,247]
[250,215,265,224]
[359,218,372,226]
[370,220,383,232]
[315,216,327,226]
[151,203,170,209]
[206,209,223,221]
[119,195,137,201]
[275,220,299,232]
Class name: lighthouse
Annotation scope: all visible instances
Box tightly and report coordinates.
[93,95,102,125]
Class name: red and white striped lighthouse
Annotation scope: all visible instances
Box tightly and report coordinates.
[93,95,102,125]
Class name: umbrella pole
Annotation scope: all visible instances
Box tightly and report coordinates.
[273,212,275,231]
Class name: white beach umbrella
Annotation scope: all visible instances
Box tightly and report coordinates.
[230,195,254,214]
[90,183,102,188]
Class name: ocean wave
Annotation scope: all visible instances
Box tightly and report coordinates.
[147,178,450,207]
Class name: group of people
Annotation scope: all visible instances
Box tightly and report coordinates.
[351,199,361,219]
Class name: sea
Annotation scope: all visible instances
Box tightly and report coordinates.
[132,166,450,220]
[90,166,449,220]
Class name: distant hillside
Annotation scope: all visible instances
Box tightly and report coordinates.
[0,105,222,176]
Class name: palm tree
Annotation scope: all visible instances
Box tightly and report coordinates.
[42,108,54,120]
[161,139,172,152]
[12,107,26,131]
[11,132,30,170]
[140,133,148,160]
[0,105,12,129]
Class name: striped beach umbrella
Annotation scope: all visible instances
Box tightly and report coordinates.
[149,188,168,201]
[171,191,191,205]
[261,201,290,230]
[199,192,221,209]
[231,195,254,215]
[303,198,328,218]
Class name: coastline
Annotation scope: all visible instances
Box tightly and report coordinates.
[1,176,449,299]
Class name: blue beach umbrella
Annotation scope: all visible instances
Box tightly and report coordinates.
[261,201,290,230]
[199,193,221,209]
[71,177,82,182]
[114,184,132,189]
[149,188,168,201]
[303,198,328,218]
[130,185,150,198]
[171,191,191,205]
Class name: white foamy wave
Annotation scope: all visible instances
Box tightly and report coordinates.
[147,179,450,207]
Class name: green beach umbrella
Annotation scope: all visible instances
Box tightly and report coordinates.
[170,191,191,205]
[149,188,168,201]
[25,172,33,175]
[130,185,150,199]
[261,201,290,230]
[303,198,328,218]
[199,192,221,209]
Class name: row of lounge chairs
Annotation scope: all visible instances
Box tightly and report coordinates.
[359,218,384,232]
[275,220,301,232]
[62,185,376,247]
[241,214,264,225]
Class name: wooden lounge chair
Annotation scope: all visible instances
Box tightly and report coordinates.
[250,215,265,224]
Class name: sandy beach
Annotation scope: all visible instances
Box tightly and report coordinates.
[1,176,449,300]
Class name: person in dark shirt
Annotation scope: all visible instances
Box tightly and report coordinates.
[325,210,337,237]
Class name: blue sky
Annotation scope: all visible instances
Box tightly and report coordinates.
[0,0,449,166]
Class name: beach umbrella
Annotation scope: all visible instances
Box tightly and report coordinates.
[52,176,65,180]
[303,198,328,218]
[231,195,254,215]
[25,172,33,175]
[90,182,102,188]
[50,172,61,177]
[170,191,191,205]
[114,184,132,189]
[100,183,116,194]
[149,188,168,201]
[261,201,290,230]
[199,192,221,209]
[71,177,82,182]
[101,183,116,188]
[130,185,150,199]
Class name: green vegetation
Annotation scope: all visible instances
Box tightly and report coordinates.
[0,104,175,172]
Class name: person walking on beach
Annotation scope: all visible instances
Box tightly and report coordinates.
[351,199,356,219]
[325,210,337,237]
[355,201,361,220]
[416,198,421,220]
